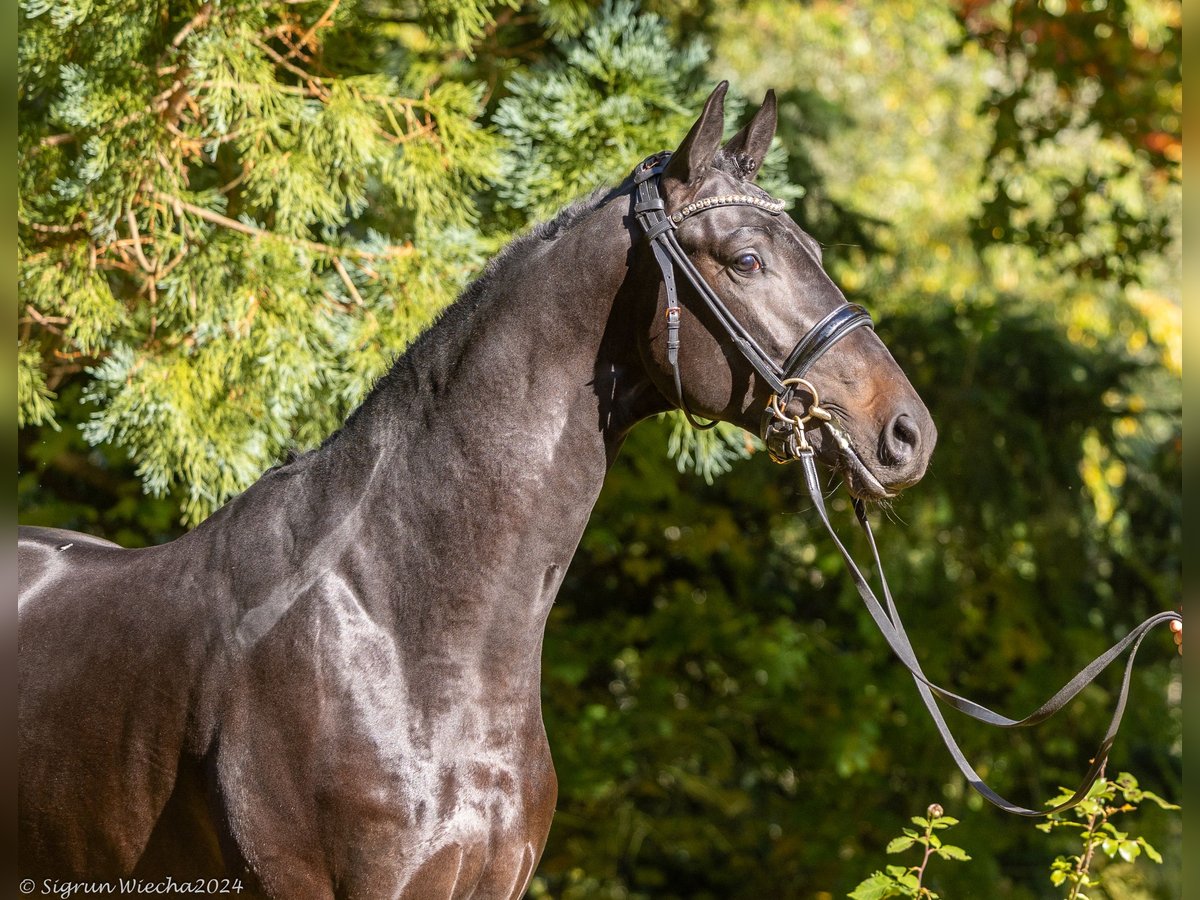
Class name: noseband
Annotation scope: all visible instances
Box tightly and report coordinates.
[630,152,1181,817]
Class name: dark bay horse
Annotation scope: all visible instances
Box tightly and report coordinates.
[19,84,935,897]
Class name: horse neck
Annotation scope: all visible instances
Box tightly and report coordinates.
[209,187,668,677]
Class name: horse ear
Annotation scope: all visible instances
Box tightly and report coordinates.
[722,89,777,182]
[663,81,729,186]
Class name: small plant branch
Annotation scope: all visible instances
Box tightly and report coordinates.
[252,37,331,97]
[332,257,364,305]
[23,305,68,333]
[850,802,968,900]
[170,3,213,50]
[155,191,413,261]
[1066,762,1107,900]
[38,133,77,148]
[125,209,159,274]
[282,0,340,63]
[913,816,937,895]
[24,220,85,234]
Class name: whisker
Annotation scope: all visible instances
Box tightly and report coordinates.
[823,471,844,500]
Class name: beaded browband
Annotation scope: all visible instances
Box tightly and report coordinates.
[670,193,787,224]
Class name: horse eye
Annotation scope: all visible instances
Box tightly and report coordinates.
[733,252,763,273]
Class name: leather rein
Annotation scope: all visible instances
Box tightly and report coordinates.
[631,152,1181,816]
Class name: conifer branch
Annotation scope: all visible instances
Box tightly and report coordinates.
[251,38,331,98]
[170,3,213,49]
[283,0,340,63]
[157,191,413,261]
[125,209,159,274]
[331,257,363,305]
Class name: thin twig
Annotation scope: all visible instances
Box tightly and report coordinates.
[125,209,158,273]
[332,257,364,305]
[157,244,191,280]
[25,220,85,234]
[158,191,413,261]
[170,2,213,49]
[39,133,76,148]
[283,0,340,63]
[197,78,323,98]
[216,164,251,195]
[253,37,330,95]
[24,305,69,331]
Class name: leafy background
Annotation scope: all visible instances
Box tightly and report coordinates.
[17,0,1181,896]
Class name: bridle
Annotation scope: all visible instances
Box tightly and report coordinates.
[632,151,872,453]
[631,152,1182,816]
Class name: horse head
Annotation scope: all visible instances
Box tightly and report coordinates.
[635,82,935,500]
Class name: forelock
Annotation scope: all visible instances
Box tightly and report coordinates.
[712,148,759,181]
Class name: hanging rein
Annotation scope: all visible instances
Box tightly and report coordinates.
[631,152,1182,816]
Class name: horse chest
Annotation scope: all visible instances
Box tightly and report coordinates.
[221,588,557,897]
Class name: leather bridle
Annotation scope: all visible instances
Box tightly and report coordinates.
[631,151,1182,816]
[632,152,872,447]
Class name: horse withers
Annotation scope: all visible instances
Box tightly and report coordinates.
[18,83,934,898]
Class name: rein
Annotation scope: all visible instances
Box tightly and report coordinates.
[631,152,1182,816]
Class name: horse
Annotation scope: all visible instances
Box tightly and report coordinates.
[18,82,935,898]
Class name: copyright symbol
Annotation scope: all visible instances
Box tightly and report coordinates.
[19,879,36,894]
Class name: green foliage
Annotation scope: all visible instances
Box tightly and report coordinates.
[19,0,504,521]
[961,0,1181,286]
[847,778,1181,900]
[18,342,57,428]
[1037,771,1179,899]
[492,0,706,222]
[664,415,758,485]
[850,805,970,900]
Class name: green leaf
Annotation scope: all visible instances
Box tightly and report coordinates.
[1118,840,1141,862]
[894,871,920,890]
[936,844,971,861]
[849,873,902,900]
[1138,838,1163,864]
[885,836,916,854]
[1139,790,1181,810]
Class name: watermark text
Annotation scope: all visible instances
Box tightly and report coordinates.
[19,877,245,897]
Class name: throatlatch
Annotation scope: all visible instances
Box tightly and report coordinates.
[630,152,1182,817]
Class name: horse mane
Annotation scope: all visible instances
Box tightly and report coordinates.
[267,180,631,472]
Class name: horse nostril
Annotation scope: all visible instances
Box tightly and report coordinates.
[881,413,921,467]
